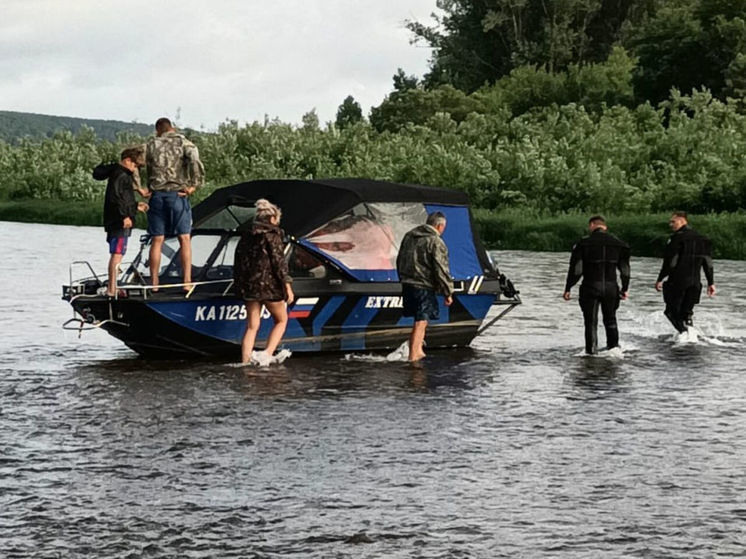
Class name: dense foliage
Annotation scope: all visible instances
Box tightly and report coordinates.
[1,89,745,216]
[407,0,746,106]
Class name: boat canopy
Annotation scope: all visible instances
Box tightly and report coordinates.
[192,178,493,282]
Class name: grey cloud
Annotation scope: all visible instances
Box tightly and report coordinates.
[0,0,438,127]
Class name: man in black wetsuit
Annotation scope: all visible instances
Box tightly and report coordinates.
[655,211,715,333]
[563,216,631,354]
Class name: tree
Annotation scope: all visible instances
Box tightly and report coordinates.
[335,96,363,129]
[624,1,746,104]
[369,85,483,133]
[301,109,320,131]
[407,0,637,92]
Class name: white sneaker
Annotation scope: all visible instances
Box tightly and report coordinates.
[272,349,292,364]
[251,351,271,367]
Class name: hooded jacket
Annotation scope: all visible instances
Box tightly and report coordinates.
[94,163,137,233]
[396,224,453,296]
[233,221,293,301]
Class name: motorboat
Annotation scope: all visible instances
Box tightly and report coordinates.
[62,178,520,358]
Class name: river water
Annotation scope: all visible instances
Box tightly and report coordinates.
[1,221,744,558]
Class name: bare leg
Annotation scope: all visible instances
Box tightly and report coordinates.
[263,300,288,356]
[408,320,428,361]
[107,253,123,296]
[241,301,262,364]
[178,233,192,288]
[149,235,164,290]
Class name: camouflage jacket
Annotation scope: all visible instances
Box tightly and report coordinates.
[234,222,293,301]
[396,224,453,296]
[146,131,205,192]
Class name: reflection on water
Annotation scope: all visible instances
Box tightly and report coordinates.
[1,222,745,558]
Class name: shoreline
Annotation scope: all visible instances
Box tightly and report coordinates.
[2,199,744,259]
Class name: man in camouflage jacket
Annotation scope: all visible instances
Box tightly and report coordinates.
[396,211,453,361]
[145,117,205,290]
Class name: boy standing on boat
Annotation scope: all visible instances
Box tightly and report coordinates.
[563,216,631,354]
[145,117,205,291]
[396,212,454,361]
[94,147,148,297]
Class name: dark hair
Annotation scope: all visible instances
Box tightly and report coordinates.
[671,210,688,219]
[155,117,173,134]
[121,146,145,166]
[426,211,447,227]
[588,215,606,225]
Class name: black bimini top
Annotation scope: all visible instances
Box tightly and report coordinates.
[192,178,469,237]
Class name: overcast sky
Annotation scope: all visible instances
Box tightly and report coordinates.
[0,0,440,129]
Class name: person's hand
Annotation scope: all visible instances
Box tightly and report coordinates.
[138,188,152,199]
[620,291,629,300]
[123,217,133,229]
[562,291,571,301]
[137,202,149,212]
[707,284,716,296]
[445,295,453,306]
[178,186,196,197]
[285,284,295,305]
[655,281,663,292]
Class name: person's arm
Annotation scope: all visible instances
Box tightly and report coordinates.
[656,235,679,288]
[267,231,294,302]
[131,167,151,199]
[113,173,138,226]
[431,239,453,299]
[703,238,715,294]
[618,244,631,296]
[563,242,583,298]
[183,141,205,192]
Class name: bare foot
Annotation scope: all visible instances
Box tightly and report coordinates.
[408,351,426,362]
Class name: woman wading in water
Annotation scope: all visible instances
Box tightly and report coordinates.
[234,199,294,366]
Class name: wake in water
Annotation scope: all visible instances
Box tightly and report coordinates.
[574,346,626,359]
[667,327,740,347]
[227,349,292,368]
[345,341,410,363]
[622,308,743,347]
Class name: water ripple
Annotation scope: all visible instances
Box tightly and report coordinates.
[1,223,745,557]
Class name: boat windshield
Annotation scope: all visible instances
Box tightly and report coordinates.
[126,231,331,286]
[303,202,428,273]
[198,205,256,230]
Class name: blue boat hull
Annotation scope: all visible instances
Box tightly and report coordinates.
[72,291,499,358]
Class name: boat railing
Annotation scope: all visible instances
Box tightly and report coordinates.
[66,258,236,299]
[68,260,104,290]
[63,277,236,336]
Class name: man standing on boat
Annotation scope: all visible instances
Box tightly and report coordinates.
[655,211,715,334]
[563,216,631,355]
[396,211,453,361]
[145,117,205,290]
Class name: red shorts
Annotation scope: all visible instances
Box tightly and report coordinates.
[106,232,130,255]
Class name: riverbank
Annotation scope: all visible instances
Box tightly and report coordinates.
[473,209,746,259]
[2,199,745,259]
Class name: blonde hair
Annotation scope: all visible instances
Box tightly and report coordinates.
[254,198,281,223]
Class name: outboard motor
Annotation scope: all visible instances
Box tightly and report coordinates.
[499,273,519,298]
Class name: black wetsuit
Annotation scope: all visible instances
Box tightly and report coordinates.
[565,229,631,354]
[656,225,714,332]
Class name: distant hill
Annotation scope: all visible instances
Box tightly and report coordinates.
[0,110,153,142]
